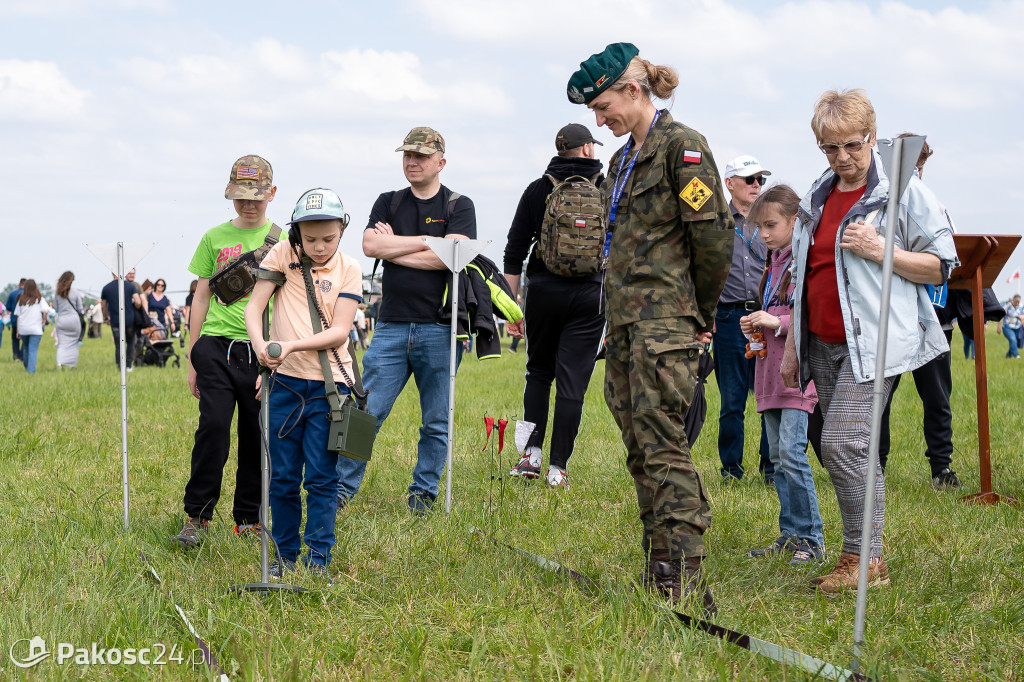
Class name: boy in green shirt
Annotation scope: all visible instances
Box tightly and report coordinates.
[173,155,280,548]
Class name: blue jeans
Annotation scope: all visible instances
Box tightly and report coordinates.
[21,334,41,373]
[336,322,462,502]
[713,307,771,479]
[268,373,347,567]
[1004,323,1022,358]
[763,409,824,549]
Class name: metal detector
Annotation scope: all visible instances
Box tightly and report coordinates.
[230,311,305,594]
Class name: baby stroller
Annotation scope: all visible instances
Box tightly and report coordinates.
[135,317,181,368]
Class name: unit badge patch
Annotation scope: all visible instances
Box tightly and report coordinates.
[680,177,713,211]
[305,193,323,210]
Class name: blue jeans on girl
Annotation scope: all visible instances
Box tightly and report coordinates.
[763,408,824,550]
[21,334,41,373]
[268,373,349,567]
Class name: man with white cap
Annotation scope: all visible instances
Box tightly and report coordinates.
[714,155,772,483]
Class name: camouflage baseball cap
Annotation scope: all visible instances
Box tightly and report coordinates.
[225,155,274,200]
[395,127,445,155]
[567,42,639,105]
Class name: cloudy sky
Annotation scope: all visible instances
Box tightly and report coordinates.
[3,0,1023,303]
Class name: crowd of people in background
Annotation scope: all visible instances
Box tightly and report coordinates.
[4,41,1024,616]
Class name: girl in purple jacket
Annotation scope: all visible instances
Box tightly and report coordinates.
[741,185,825,567]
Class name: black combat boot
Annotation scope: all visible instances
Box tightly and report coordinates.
[643,551,717,618]
[684,555,718,617]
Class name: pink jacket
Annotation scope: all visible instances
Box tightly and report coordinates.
[754,246,817,413]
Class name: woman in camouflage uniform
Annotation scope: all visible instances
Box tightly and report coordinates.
[568,43,734,615]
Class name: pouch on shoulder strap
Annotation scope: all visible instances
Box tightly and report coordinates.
[208,223,282,305]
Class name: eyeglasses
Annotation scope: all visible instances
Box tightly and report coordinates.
[819,133,871,157]
[741,175,766,186]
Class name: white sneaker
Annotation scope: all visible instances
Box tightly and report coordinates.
[546,468,569,488]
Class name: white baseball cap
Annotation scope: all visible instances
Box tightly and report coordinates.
[724,155,772,179]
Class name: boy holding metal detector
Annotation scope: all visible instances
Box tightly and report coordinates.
[245,188,364,582]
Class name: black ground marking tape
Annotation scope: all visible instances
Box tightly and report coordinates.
[468,525,870,682]
[140,551,230,681]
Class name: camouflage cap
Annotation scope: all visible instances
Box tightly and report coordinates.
[225,155,274,201]
[567,42,639,105]
[395,127,445,155]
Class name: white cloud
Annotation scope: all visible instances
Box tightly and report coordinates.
[0,60,90,121]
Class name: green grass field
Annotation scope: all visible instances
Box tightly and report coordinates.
[0,325,1021,680]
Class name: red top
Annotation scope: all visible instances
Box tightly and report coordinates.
[806,184,866,343]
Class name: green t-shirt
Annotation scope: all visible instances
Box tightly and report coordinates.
[188,219,284,340]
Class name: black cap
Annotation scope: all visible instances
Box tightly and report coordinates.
[555,123,603,152]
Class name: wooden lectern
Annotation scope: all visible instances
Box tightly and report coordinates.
[947,234,1021,506]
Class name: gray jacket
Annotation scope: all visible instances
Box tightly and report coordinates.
[792,151,959,386]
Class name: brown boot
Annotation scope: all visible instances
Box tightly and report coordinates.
[811,551,890,594]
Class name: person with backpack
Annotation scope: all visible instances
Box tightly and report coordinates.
[334,127,477,516]
[504,123,606,488]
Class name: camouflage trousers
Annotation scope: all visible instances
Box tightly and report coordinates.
[604,317,711,560]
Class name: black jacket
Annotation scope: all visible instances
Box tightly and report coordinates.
[438,254,523,359]
[503,156,604,283]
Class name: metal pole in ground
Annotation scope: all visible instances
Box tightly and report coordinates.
[445,239,460,515]
[117,243,129,530]
[422,237,488,515]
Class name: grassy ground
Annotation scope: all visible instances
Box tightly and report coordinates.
[0,325,1021,681]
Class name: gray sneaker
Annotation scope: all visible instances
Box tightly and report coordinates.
[172,517,208,549]
[747,536,796,558]
[789,543,827,567]
[307,563,334,586]
[268,558,296,580]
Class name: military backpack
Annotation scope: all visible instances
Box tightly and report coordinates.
[537,173,607,277]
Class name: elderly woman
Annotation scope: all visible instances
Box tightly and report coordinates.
[781,89,958,593]
[568,43,733,614]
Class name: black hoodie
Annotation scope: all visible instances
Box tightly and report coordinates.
[503,155,604,282]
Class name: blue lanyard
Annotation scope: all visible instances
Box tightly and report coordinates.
[736,224,766,265]
[761,256,792,311]
[608,110,661,225]
[604,111,660,258]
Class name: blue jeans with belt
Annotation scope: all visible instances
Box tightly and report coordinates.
[336,322,462,503]
[714,306,771,480]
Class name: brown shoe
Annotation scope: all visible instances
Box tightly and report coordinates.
[812,551,890,594]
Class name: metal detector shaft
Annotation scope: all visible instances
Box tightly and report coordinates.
[852,137,903,670]
[259,313,276,584]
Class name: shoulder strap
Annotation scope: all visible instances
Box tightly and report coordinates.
[372,190,414,282]
[263,223,282,246]
[446,191,461,221]
[299,259,367,415]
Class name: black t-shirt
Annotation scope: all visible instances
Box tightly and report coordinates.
[370,185,477,324]
[100,280,139,327]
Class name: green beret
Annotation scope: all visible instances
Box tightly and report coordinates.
[566,42,640,105]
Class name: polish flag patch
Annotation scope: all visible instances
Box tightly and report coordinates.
[683,150,702,164]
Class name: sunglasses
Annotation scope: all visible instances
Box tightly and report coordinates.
[819,133,871,157]
[740,175,766,186]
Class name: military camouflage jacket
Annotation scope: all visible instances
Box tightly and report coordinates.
[602,110,734,330]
